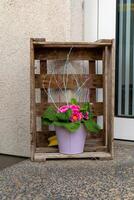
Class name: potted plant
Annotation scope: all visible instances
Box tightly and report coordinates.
[42,98,100,154]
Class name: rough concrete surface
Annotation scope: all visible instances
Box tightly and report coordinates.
[0,141,134,200]
[0,0,84,156]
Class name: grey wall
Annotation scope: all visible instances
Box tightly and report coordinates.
[0,0,84,157]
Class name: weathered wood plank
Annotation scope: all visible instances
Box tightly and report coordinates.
[34,48,103,60]
[36,129,104,148]
[39,60,49,147]
[33,41,112,47]
[89,61,96,102]
[36,131,48,147]
[30,38,37,161]
[89,60,97,124]
[35,74,103,89]
[34,152,112,161]
[36,146,107,153]
[103,46,108,147]
[36,102,103,116]
[106,40,115,156]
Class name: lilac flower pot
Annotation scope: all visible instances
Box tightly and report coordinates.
[55,125,87,154]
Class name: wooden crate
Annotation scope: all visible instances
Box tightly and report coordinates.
[30,38,115,161]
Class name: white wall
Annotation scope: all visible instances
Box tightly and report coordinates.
[98,0,116,39]
[114,118,134,140]
[0,0,84,157]
[84,0,116,41]
[84,0,134,141]
[84,0,98,41]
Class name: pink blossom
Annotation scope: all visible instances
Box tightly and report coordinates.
[69,105,80,112]
[58,104,83,122]
[58,105,70,113]
[58,104,80,113]
[70,111,83,122]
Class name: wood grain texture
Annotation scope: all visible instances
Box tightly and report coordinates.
[89,61,96,102]
[36,129,104,149]
[40,60,49,147]
[106,40,115,157]
[103,46,108,147]
[35,74,103,89]
[33,41,112,47]
[102,40,115,157]
[34,48,103,60]
[34,152,112,161]
[30,38,37,161]
[89,60,97,126]
[36,145,107,153]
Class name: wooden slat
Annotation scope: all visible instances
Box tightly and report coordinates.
[34,152,112,161]
[33,41,112,47]
[36,129,104,147]
[36,147,58,153]
[85,139,103,146]
[91,102,103,116]
[85,129,104,145]
[39,60,49,146]
[36,131,55,147]
[89,61,96,102]
[36,146,107,153]
[34,48,103,60]
[36,131,48,147]
[36,130,55,147]
[103,47,108,146]
[89,60,97,124]
[30,38,36,161]
[36,102,103,116]
[36,129,104,148]
[106,40,115,156]
[35,74,103,89]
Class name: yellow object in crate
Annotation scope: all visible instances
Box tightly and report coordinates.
[48,135,58,147]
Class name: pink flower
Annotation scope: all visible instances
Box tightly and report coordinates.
[58,105,70,113]
[58,104,83,122]
[70,111,83,122]
[69,105,80,112]
[58,104,80,113]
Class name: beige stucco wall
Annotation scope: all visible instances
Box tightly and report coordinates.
[0,0,84,156]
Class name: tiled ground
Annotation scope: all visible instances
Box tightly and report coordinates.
[0,141,134,200]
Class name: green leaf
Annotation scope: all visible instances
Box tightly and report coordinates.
[42,118,53,125]
[80,102,90,112]
[70,98,78,105]
[88,112,94,119]
[83,119,101,133]
[56,109,72,121]
[42,106,57,121]
[54,121,80,133]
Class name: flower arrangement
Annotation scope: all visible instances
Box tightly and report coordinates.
[41,48,101,154]
[42,98,100,133]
